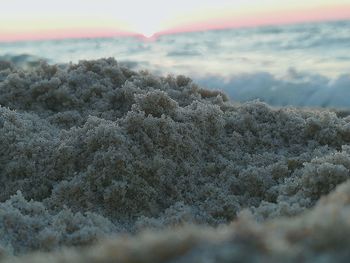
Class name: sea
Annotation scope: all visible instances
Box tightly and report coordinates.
[1,20,350,108]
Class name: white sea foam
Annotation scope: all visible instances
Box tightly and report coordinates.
[196,69,350,107]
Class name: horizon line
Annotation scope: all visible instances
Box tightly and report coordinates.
[1,15,350,43]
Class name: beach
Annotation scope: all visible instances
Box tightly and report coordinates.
[1,58,350,261]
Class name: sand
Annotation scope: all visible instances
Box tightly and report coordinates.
[1,58,350,262]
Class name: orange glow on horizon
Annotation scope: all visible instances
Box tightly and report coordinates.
[156,5,350,36]
[0,28,137,42]
[0,4,349,42]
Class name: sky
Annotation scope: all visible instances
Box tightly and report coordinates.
[0,0,350,41]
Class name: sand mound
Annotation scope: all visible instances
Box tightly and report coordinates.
[6,181,350,262]
[1,58,350,261]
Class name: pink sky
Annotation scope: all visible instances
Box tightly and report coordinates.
[156,5,350,36]
[0,2,350,42]
[0,29,137,43]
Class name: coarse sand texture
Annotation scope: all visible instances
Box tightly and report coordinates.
[1,58,350,262]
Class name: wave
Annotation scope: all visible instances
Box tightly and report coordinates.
[1,52,350,109]
[0,54,47,69]
[196,68,350,108]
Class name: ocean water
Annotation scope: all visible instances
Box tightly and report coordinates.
[1,20,350,107]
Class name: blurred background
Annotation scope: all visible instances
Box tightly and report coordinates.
[1,0,350,108]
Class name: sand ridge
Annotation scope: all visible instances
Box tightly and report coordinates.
[1,58,350,261]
